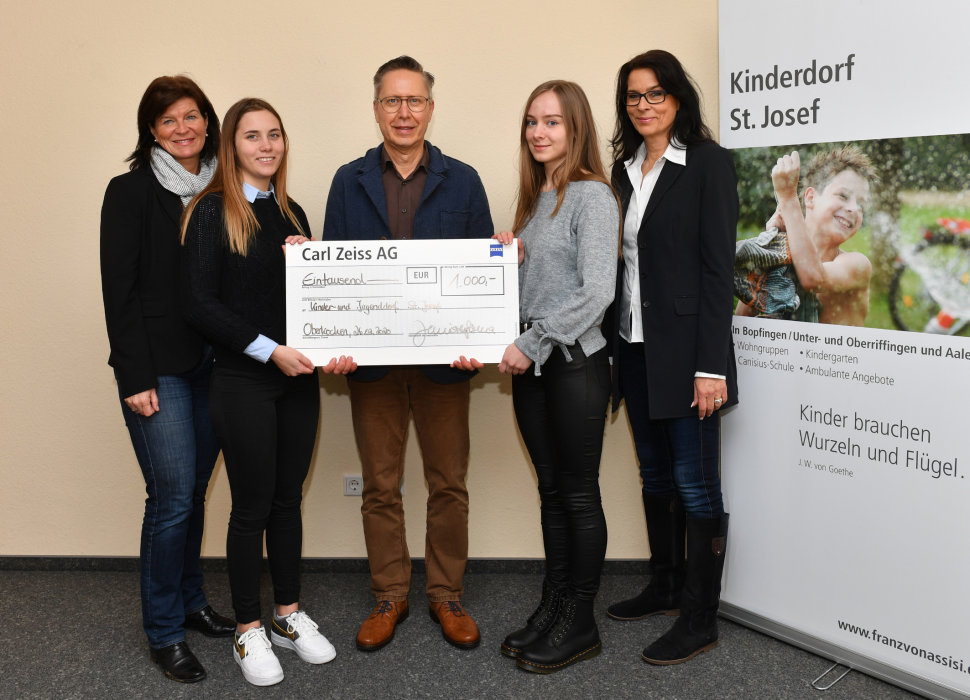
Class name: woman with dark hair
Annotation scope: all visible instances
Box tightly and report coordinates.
[100,75,233,683]
[490,80,619,673]
[182,97,353,686]
[605,50,739,665]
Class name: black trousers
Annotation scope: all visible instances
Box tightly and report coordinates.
[512,345,610,600]
[209,364,320,623]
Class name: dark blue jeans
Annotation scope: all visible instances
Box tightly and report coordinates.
[118,351,220,648]
[618,339,724,518]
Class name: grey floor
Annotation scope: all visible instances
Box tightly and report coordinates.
[0,565,919,700]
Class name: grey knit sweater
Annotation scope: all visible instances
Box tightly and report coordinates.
[514,180,619,372]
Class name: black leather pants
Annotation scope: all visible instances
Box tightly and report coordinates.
[512,345,610,600]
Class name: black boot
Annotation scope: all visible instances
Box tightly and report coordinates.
[501,580,564,658]
[607,494,685,620]
[641,514,728,665]
[516,596,601,674]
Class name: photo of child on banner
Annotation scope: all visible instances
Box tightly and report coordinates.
[733,135,970,335]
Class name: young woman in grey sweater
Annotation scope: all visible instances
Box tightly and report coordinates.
[493,80,620,674]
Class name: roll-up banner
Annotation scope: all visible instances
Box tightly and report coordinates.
[719,2,970,697]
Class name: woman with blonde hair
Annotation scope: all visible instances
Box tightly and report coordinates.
[182,97,353,686]
[493,80,619,673]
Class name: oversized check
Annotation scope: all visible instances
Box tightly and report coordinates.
[285,239,520,366]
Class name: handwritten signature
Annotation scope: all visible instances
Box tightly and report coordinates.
[410,320,496,346]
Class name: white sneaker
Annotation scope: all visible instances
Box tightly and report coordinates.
[233,627,284,686]
[271,610,337,664]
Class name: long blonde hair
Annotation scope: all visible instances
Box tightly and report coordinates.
[181,98,304,255]
[512,81,615,234]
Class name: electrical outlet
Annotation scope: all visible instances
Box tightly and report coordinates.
[343,475,363,496]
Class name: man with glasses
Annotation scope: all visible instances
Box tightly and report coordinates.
[323,55,492,653]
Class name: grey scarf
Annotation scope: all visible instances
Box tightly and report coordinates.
[150,146,216,206]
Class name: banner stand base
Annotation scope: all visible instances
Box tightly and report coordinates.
[812,663,851,691]
[719,602,965,700]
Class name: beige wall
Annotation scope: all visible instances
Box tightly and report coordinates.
[0,0,719,558]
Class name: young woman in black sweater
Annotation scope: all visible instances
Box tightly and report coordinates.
[182,98,353,686]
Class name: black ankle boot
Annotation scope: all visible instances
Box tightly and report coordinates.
[641,514,728,665]
[501,580,564,658]
[516,596,601,674]
[608,495,685,621]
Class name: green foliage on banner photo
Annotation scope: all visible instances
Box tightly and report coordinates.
[735,141,815,232]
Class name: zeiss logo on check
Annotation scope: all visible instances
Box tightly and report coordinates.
[489,243,504,258]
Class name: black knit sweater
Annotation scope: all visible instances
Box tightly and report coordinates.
[182,192,310,371]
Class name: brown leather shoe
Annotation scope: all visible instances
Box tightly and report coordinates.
[356,600,409,651]
[429,601,480,649]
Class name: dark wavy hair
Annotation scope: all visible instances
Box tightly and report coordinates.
[126,75,220,171]
[610,50,713,169]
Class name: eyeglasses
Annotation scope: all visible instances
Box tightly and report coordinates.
[376,96,431,113]
[625,89,668,106]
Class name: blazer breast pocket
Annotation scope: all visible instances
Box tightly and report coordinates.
[440,210,470,237]
[140,297,167,317]
[673,296,698,315]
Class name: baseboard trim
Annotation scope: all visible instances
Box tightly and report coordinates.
[0,556,651,575]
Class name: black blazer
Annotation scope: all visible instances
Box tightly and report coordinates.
[100,167,207,397]
[610,141,739,419]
